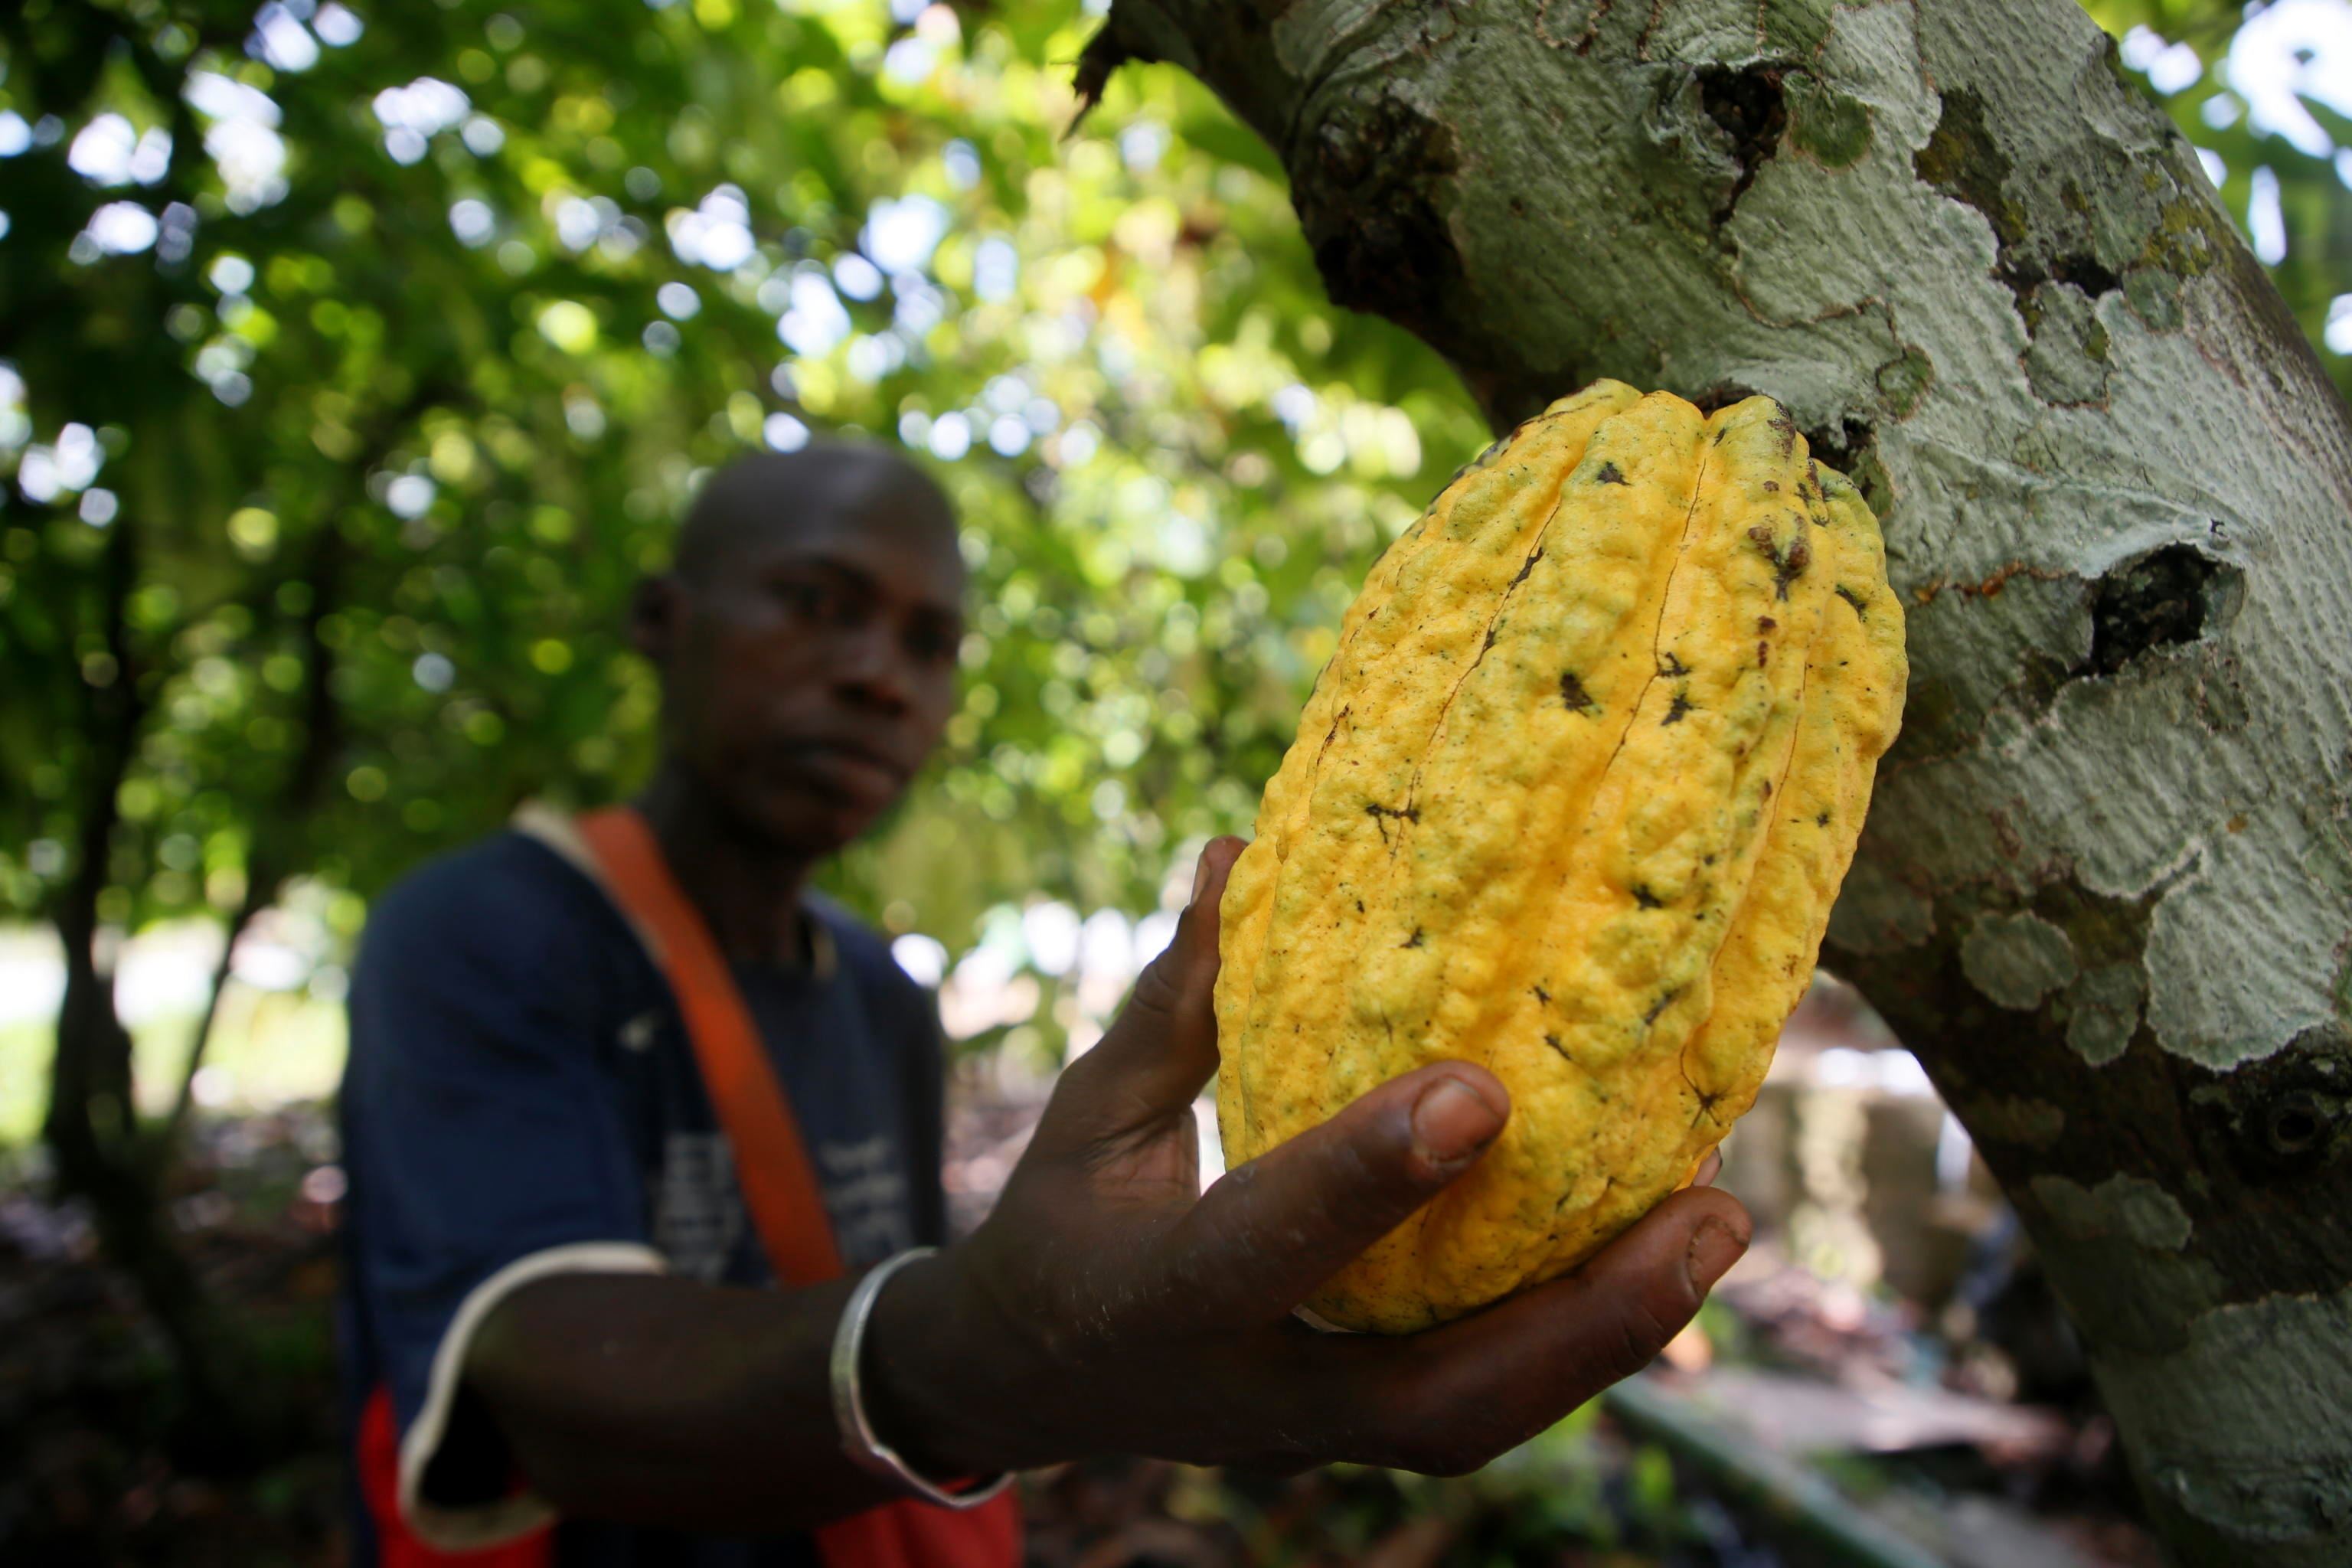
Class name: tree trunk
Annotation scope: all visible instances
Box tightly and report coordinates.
[1087,2,2352,1560]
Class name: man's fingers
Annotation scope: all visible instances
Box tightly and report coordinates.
[1357,1188,1749,1471]
[1167,1063,1510,1324]
[1031,836,1244,1155]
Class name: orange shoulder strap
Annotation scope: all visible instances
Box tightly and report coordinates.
[570,806,843,1287]
[560,806,1021,1568]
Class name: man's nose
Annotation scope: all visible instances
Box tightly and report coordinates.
[831,623,913,712]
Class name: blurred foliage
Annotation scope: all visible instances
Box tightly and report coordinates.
[0,0,1487,1081]
[0,0,2346,1103]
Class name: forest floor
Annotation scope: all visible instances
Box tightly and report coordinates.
[0,1087,2164,1568]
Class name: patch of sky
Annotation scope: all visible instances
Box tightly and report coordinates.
[972,235,1018,302]
[14,423,103,503]
[69,115,172,187]
[777,270,851,356]
[314,3,364,45]
[764,412,810,452]
[0,113,31,157]
[2228,0,2352,158]
[657,280,701,319]
[668,185,755,271]
[2249,165,2288,263]
[2326,296,2352,354]
[77,201,160,259]
[449,198,495,247]
[384,474,437,520]
[2121,25,2202,93]
[942,139,981,191]
[251,3,321,73]
[1119,121,1167,172]
[928,410,972,461]
[834,252,885,301]
[863,194,949,274]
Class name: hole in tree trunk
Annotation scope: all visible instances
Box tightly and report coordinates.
[2080,544,2239,676]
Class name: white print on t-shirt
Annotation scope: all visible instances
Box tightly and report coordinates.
[817,1135,913,1269]
[652,1130,912,1281]
[653,1131,747,1283]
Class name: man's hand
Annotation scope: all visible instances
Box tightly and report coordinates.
[871,837,1750,1479]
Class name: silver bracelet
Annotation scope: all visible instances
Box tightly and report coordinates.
[830,1246,1015,1509]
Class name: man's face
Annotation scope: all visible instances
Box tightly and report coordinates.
[646,485,965,854]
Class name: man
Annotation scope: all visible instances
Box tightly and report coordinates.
[338,443,1750,1566]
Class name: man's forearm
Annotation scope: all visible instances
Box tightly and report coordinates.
[464,1271,926,1535]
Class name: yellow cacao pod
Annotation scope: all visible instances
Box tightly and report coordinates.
[1213,381,1907,1333]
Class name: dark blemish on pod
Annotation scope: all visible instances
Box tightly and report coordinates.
[1644,987,1684,1027]
[1815,809,1831,825]
[1364,802,1420,841]
[1531,984,1551,1004]
[1560,672,1599,713]
[1544,1034,1570,1060]
[1836,584,1869,617]
[1691,1089,1726,1125]
[1747,524,1812,597]
[1400,926,1425,949]
[1761,780,1772,797]
[1762,479,1780,493]
[1659,652,1689,677]
[1356,898,1367,913]
[1634,885,1664,910]
[1511,547,1545,585]
[1664,693,1694,725]
[1758,616,1776,632]
[1758,640,1770,667]
[1594,462,1630,485]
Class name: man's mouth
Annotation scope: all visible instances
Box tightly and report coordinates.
[773,737,906,799]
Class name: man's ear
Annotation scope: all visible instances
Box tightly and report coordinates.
[630,573,684,665]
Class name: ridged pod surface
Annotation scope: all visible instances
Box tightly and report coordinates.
[1214,381,1908,1334]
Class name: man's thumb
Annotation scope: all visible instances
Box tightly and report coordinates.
[1169,1063,1511,1323]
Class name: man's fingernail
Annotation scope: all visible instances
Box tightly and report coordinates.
[1412,1077,1502,1167]
[1687,1217,1748,1293]
[1191,849,1214,904]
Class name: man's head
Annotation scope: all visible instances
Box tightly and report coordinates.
[633,443,965,857]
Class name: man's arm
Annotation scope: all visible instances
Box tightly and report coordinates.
[460,837,1749,1528]
[462,1272,914,1534]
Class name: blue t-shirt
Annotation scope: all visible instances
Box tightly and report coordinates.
[337,830,946,1567]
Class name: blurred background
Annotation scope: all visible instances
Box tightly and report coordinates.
[2,0,2345,1561]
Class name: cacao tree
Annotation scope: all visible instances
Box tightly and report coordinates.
[1072,1,2352,1561]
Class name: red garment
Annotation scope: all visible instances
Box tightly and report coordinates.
[357,1384,550,1567]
